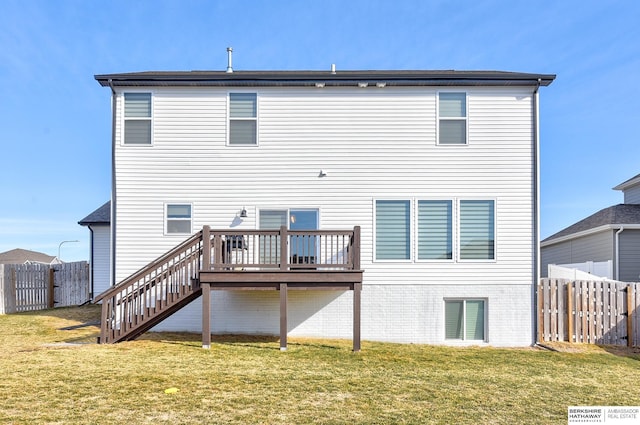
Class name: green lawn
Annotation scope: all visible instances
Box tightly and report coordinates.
[0,305,638,424]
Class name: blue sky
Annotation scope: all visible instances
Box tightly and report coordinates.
[1,0,638,262]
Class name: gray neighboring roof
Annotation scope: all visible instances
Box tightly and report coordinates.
[542,204,640,243]
[0,248,57,265]
[96,70,555,88]
[613,173,640,191]
[78,201,111,225]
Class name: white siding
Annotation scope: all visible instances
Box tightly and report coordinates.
[113,85,537,345]
[623,185,640,204]
[541,231,614,278]
[91,225,111,298]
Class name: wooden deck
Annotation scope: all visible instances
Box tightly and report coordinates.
[200,226,363,351]
[95,226,363,350]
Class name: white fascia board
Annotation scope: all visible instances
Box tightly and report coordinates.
[613,176,640,191]
[541,224,640,247]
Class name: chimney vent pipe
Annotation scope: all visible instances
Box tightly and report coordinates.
[226,47,233,73]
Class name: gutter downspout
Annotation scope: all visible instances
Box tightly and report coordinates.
[532,78,541,345]
[108,79,117,289]
[88,225,95,299]
[615,227,624,280]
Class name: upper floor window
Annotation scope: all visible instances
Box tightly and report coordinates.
[438,92,467,145]
[166,204,192,234]
[459,200,495,260]
[229,93,257,145]
[124,93,152,145]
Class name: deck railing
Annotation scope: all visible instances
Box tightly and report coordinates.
[202,226,361,271]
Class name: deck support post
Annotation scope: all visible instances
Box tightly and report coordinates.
[202,225,212,349]
[202,282,211,349]
[280,283,288,351]
[353,282,361,352]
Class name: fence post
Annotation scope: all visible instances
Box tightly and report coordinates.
[567,281,573,343]
[537,280,544,343]
[628,285,634,348]
[48,268,55,309]
[0,264,4,314]
[9,268,17,314]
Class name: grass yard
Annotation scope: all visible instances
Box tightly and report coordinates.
[1,306,639,424]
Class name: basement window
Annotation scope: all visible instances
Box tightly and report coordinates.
[445,299,486,341]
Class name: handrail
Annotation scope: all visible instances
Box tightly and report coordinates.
[202,226,361,272]
[95,230,204,302]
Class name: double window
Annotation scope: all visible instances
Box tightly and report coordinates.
[445,299,486,341]
[438,92,467,145]
[124,93,152,145]
[375,199,494,261]
[229,93,257,145]
[166,204,192,234]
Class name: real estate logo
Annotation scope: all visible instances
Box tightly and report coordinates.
[568,406,639,424]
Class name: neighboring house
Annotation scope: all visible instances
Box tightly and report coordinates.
[0,248,60,265]
[78,201,111,299]
[94,66,555,347]
[541,173,640,282]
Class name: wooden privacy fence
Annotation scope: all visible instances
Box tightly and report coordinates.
[538,278,639,347]
[0,262,90,314]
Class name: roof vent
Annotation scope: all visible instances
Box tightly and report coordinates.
[226,47,233,73]
[331,63,336,74]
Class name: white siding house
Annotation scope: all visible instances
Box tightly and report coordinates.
[95,69,554,347]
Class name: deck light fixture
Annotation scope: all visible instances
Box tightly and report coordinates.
[240,207,247,218]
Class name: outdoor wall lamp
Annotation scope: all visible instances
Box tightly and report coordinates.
[240,207,247,218]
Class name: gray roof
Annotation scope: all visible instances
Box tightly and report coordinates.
[542,204,640,243]
[96,70,555,88]
[0,248,57,265]
[78,201,111,225]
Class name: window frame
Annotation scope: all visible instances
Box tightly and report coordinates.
[165,203,193,235]
[437,91,468,146]
[416,199,454,262]
[122,92,153,146]
[373,199,412,262]
[458,198,496,262]
[444,298,487,342]
[227,92,259,146]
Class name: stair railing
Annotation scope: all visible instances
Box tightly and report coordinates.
[95,230,204,343]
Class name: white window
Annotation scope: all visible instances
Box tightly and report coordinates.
[229,93,257,145]
[166,204,192,234]
[375,200,411,260]
[438,92,467,145]
[445,299,486,341]
[124,93,152,145]
[459,200,495,260]
[417,200,453,260]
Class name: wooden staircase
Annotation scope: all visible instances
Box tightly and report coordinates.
[94,230,204,343]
